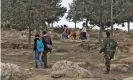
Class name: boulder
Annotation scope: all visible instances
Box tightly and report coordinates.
[103,64,129,73]
[1,63,25,80]
[123,77,133,80]
[51,60,93,78]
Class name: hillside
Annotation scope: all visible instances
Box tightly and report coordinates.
[1,28,133,80]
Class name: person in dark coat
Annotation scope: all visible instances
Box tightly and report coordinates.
[41,31,52,68]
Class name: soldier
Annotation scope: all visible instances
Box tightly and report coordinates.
[99,31,117,74]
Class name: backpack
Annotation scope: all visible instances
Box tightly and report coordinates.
[37,40,44,52]
[67,29,71,34]
[46,37,52,51]
[106,38,117,59]
[42,36,52,52]
[106,38,117,51]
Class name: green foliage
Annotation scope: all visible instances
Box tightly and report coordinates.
[1,0,67,28]
[67,0,133,28]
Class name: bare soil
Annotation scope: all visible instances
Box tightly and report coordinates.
[1,29,133,80]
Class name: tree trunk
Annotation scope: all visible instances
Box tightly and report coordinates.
[28,26,32,48]
[128,22,130,33]
[75,20,76,29]
[99,26,103,43]
[48,23,50,28]
[36,25,40,35]
[111,0,114,37]
[86,18,89,28]
[52,22,54,28]
[43,21,47,30]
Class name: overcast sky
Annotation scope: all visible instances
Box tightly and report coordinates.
[54,0,133,31]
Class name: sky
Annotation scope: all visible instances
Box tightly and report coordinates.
[54,0,133,31]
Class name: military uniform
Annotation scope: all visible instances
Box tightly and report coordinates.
[100,37,116,74]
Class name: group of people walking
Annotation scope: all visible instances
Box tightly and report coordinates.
[61,25,87,40]
[33,29,117,74]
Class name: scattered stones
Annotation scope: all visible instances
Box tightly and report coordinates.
[51,60,93,78]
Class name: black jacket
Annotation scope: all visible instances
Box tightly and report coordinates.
[42,34,52,52]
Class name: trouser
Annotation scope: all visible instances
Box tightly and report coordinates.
[66,34,69,39]
[82,32,87,40]
[42,51,48,68]
[34,51,41,65]
[104,52,111,73]
[62,33,66,39]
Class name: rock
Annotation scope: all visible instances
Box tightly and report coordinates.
[123,77,133,80]
[103,64,129,72]
[28,61,34,64]
[130,46,133,53]
[1,63,25,80]
[118,56,133,63]
[51,60,93,78]
[51,71,65,78]
[55,53,68,56]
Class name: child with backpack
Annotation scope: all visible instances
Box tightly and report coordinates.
[33,34,44,68]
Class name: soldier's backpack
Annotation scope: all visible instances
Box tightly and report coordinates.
[106,38,117,51]
[106,38,117,59]
[37,40,44,52]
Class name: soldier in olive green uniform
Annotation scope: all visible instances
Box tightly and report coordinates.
[99,32,117,74]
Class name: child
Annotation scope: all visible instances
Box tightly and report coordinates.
[71,31,77,40]
[79,29,83,40]
[33,34,44,68]
[61,32,66,40]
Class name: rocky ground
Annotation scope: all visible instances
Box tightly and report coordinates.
[1,28,133,80]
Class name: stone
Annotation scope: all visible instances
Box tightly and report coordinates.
[55,53,68,56]
[51,60,93,78]
[51,71,65,78]
[130,46,133,53]
[103,64,129,72]
[123,77,133,80]
[1,63,25,80]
